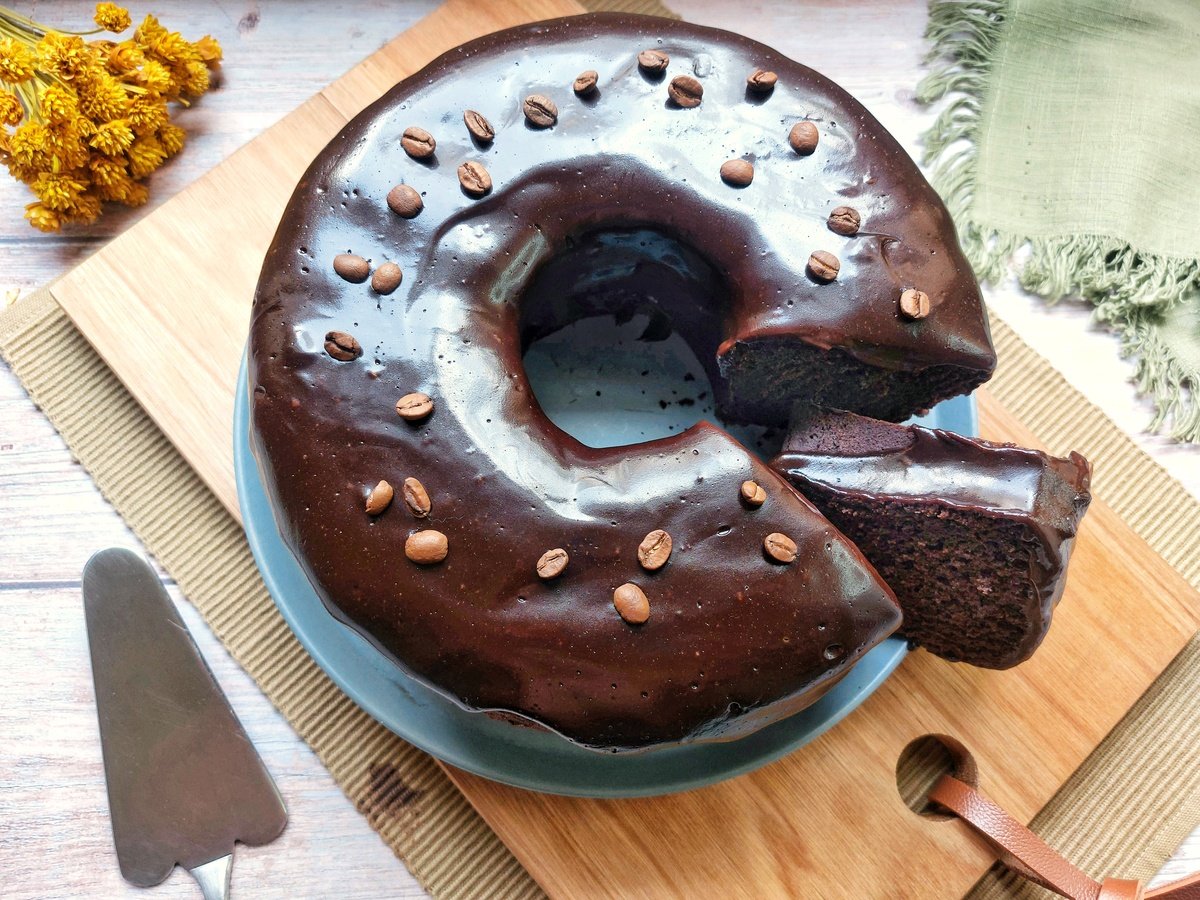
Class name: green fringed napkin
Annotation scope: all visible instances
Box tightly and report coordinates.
[919,0,1200,440]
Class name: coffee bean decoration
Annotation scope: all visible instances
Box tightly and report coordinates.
[400,126,435,159]
[395,391,434,422]
[720,159,754,187]
[324,331,362,361]
[637,49,669,73]
[371,262,403,295]
[573,69,599,96]
[764,532,798,564]
[638,529,673,571]
[386,184,423,218]
[747,69,777,93]
[457,161,492,197]
[899,288,932,320]
[740,480,767,508]
[827,206,861,236]
[463,109,494,143]
[333,253,369,283]
[807,250,840,282]
[668,75,703,108]
[536,548,569,580]
[402,477,431,517]
[365,480,393,516]
[613,583,650,625]
[405,530,448,565]
[789,121,820,155]
[523,94,558,128]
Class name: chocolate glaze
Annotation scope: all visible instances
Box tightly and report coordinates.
[247,13,1000,750]
[772,410,1092,666]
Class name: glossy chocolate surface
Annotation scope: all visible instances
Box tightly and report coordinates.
[245,13,1004,749]
[772,412,1093,664]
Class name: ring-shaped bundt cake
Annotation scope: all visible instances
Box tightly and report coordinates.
[250,13,1000,751]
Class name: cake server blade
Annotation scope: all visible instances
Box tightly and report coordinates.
[82,548,287,896]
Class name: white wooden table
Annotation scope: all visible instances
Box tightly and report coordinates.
[1,2,1196,897]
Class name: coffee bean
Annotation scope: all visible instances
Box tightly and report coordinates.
[405,529,448,565]
[386,184,423,218]
[523,94,558,127]
[613,583,650,625]
[764,532,798,564]
[395,391,433,421]
[899,288,932,320]
[457,161,492,197]
[807,250,840,282]
[573,69,598,95]
[637,49,669,73]
[365,480,393,516]
[333,253,369,283]
[827,205,861,236]
[536,547,569,580]
[324,331,362,361]
[402,477,431,517]
[401,126,435,159]
[463,109,494,143]
[719,158,754,187]
[789,121,820,155]
[637,529,673,571]
[668,75,703,108]
[747,69,777,92]
[371,262,403,295]
[740,480,767,507]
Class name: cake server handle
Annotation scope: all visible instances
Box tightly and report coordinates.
[189,854,232,900]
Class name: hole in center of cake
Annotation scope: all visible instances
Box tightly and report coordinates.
[520,227,779,455]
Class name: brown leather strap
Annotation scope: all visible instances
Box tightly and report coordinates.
[929,775,1200,900]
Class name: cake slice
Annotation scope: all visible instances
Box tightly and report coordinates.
[771,409,1092,668]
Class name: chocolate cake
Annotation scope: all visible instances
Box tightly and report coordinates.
[249,14,999,751]
[772,410,1092,669]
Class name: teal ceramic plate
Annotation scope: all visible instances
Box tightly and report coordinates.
[235,320,977,798]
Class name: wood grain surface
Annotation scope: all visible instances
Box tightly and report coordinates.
[2,2,1198,898]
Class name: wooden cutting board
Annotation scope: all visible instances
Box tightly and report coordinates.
[45,0,1200,896]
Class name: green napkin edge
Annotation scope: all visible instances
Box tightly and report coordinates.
[916,0,1200,442]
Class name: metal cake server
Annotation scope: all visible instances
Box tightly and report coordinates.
[82,548,287,898]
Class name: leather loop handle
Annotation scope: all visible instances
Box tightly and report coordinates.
[928,775,1200,900]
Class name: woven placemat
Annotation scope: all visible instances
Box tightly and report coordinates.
[5,292,1198,900]
[3,10,1199,900]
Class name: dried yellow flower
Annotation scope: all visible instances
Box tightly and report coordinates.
[135,57,171,93]
[0,36,36,82]
[89,119,134,155]
[94,3,132,34]
[39,85,79,126]
[105,39,144,74]
[24,201,61,232]
[32,171,87,210]
[36,33,94,81]
[95,170,133,201]
[194,35,222,66]
[147,29,192,66]
[88,153,127,186]
[65,190,102,224]
[77,70,129,122]
[181,59,210,97]
[133,14,168,49]
[2,5,221,231]
[126,94,167,134]
[157,121,184,156]
[127,134,165,177]
[0,90,22,127]
[123,180,148,206]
